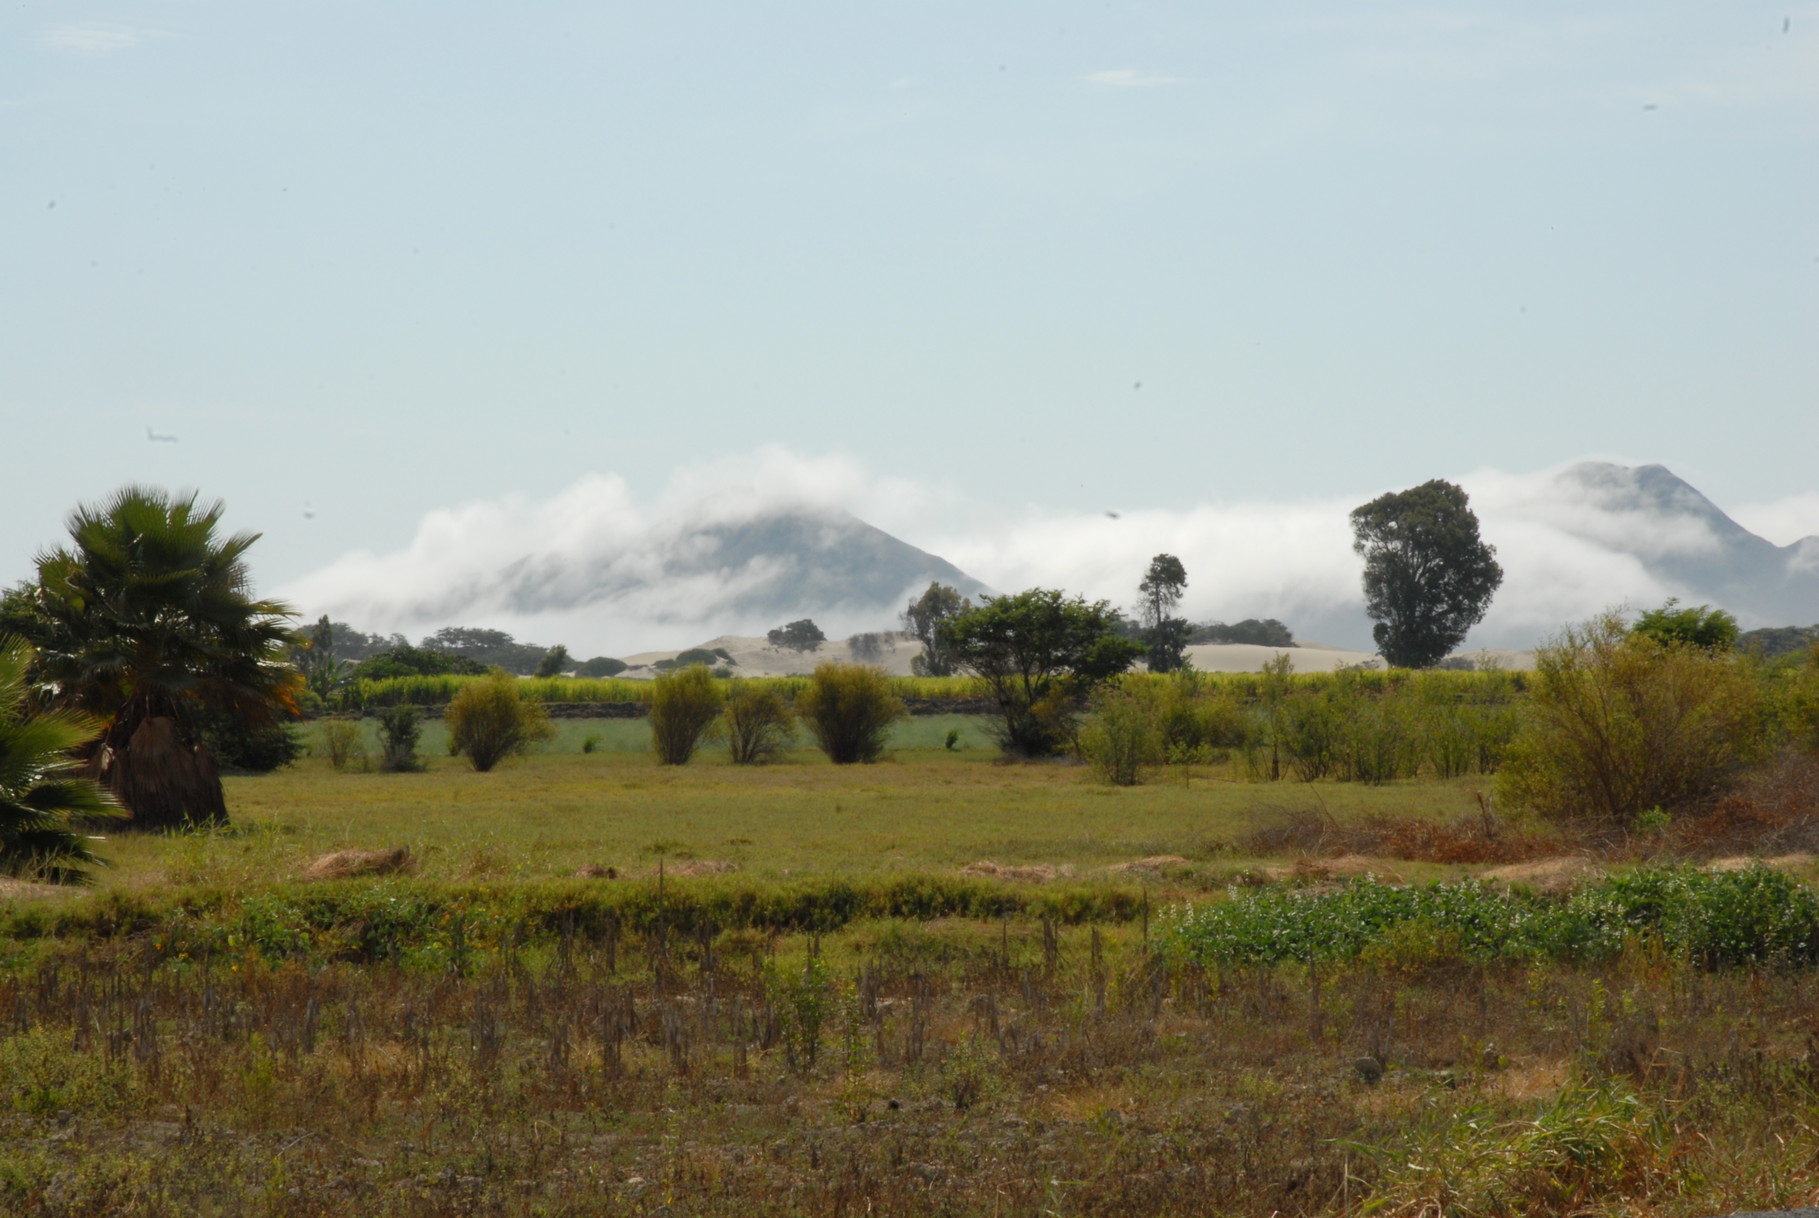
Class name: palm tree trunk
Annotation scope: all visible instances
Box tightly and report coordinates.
[98,716,229,830]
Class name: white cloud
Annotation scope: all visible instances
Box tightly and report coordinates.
[281,448,1795,658]
[39,21,163,55]
[1084,70,1185,89]
[1731,491,1819,547]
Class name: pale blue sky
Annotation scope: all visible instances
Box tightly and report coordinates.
[4,2,1816,600]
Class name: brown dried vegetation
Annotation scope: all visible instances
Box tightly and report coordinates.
[0,920,1816,1215]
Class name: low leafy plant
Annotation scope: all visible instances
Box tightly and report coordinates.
[647,665,723,765]
[445,671,555,772]
[1080,682,1160,785]
[797,663,905,765]
[723,681,796,765]
[317,719,366,771]
[375,706,424,773]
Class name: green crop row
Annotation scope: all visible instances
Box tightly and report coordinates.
[0,874,1149,969]
[347,672,996,709]
[1162,865,1819,970]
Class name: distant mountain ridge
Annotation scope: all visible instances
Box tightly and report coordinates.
[492,508,993,624]
[1549,462,1819,625]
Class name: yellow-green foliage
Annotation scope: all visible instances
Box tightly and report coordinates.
[1079,682,1162,785]
[352,672,992,710]
[647,665,723,765]
[354,674,652,707]
[1499,612,1768,826]
[1077,667,1520,787]
[796,663,906,764]
[1771,642,1819,752]
[445,671,555,772]
[723,680,797,765]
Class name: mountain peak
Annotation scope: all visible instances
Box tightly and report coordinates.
[1549,460,1816,622]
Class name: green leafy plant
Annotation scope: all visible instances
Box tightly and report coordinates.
[722,681,797,765]
[375,706,424,773]
[1350,478,1503,669]
[942,588,1144,757]
[796,663,905,765]
[534,644,572,678]
[1080,682,1161,785]
[647,666,723,765]
[317,719,366,771]
[445,671,555,772]
[1499,612,1766,827]
[26,486,300,828]
[0,636,121,882]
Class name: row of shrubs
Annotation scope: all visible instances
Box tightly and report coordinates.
[1086,620,1819,837]
[0,874,1151,967]
[1163,865,1819,970]
[319,664,925,773]
[345,672,996,710]
[1083,661,1525,786]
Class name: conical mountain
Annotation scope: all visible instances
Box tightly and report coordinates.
[492,507,992,622]
[1551,462,1818,623]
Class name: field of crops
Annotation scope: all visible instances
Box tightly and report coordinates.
[4,687,1819,1216]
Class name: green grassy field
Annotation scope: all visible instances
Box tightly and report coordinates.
[86,716,1492,893]
[6,715,1818,1217]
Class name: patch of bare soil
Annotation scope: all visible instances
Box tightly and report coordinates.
[959,861,1074,883]
[1105,855,1190,876]
[0,876,78,900]
[1246,807,1566,866]
[1704,852,1815,874]
[574,863,619,879]
[1291,854,1404,883]
[300,847,416,881]
[653,860,739,878]
[1480,856,1603,894]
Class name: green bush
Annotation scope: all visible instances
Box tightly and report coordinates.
[316,719,366,771]
[375,706,424,773]
[445,671,556,771]
[723,681,797,764]
[797,663,905,764]
[1499,613,1767,828]
[576,656,628,678]
[196,709,305,773]
[1080,683,1161,785]
[534,644,571,678]
[647,666,723,765]
[1162,866,1819,971]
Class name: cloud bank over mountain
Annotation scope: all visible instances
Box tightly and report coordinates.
[278,449,1819,657]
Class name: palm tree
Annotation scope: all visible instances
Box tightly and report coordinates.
[0,636,120,882]
[28,487,300,829]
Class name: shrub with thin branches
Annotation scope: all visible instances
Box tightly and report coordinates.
[648,665,723,765]
[723,681,796,765]
[446,672,555,772]
[317,719,366,771]
[1498,612,1767,828]
[797,663,904,765]
[1080,683,1161,785]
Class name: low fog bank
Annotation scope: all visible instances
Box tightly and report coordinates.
[277,448,1815,659]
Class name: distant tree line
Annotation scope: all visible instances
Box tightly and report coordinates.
[298,620,627,684]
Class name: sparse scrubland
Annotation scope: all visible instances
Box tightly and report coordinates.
[3,634,1819,1215]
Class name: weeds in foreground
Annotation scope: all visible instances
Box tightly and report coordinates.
[1,903,1817,1216]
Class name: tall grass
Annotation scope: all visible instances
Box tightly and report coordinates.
[350,672,996,709]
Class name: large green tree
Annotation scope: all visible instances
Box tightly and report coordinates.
[1349,479,1503,669]
[941,589,1144,756]
[0,637,120,882]
[902,582,971,677]
[1136,554,1191,673]
[27,487,300,829]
